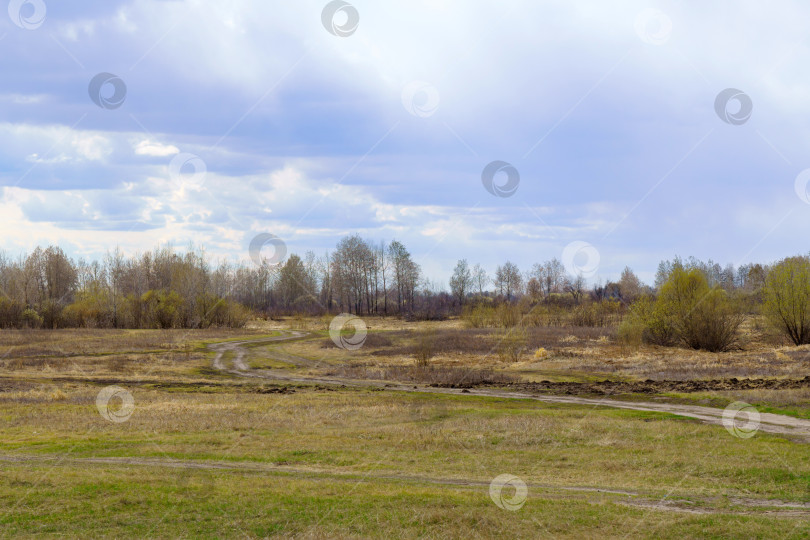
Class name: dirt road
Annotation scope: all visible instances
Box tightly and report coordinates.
[209,332,810,442]
[1,453,808,517]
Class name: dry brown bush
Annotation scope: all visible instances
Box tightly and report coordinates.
[496,327,527,362]
[413,330,436,367]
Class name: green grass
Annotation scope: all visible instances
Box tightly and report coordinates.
[1,455,808,538]
[2,387,810,502]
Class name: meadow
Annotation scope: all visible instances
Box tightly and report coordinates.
[1,318,809,538]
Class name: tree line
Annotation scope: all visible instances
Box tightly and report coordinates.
[1,237,809,352]
[0,234,424,329]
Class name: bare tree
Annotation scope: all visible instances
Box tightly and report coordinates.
[494,261,522,301]
[618,266,641,303]
[388,240,420,313]
[542,258,565,295]
[472,264,489,296]
[449,259,473,305]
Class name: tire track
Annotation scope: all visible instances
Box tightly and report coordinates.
[2,453,808,518]
[208,332,810,442]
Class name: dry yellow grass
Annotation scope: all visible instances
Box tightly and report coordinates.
[1,320,810,537]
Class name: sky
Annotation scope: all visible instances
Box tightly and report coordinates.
[2,0,810,287]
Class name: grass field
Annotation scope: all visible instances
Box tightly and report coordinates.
[1,319,810,538]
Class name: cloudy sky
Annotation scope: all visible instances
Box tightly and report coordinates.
[2,0,809,286]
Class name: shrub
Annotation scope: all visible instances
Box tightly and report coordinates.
[565,300,623,327]
[0,298,24,329]
[495,303,522,328]
[65,288,110,328]
[763,256,810,345]
[619,295,676,347]
[39,300,65,329]
[522,305,547,327]
[141,290,184,329]
[497,327,527,362]
[569,303,597,327]
[414,330,436,368]
[617,317,644,348]
[462,304,495,328]
[21,308,43,329]
[621,269,742,352]
[658,268,742,352]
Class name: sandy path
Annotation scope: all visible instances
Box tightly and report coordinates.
[208,332,810,442]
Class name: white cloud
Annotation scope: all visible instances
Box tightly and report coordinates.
[134,140,180,157]
[6,1,810,283]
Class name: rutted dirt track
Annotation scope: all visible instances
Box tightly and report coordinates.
[1,453,809,517]
[209,331,810,442]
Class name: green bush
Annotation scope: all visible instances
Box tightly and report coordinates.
[496,303,522,328]
[619,295,676,347]
[763,256,810,345]
[659,268,742,352]
[21,308,43,329]
[620,269,742,352]
[462,304,496,328]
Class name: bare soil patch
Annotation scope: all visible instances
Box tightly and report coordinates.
[475,376,810,395]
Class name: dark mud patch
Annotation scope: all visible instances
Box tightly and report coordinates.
[454,375,810,395]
